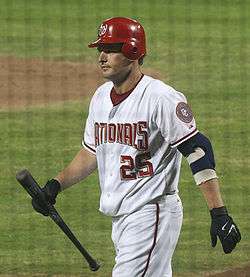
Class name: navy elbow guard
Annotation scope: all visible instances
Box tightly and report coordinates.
[177,132,218,185]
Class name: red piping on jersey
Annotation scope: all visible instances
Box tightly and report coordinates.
[83,141,96,153]
[110,74,144,106]
[170,128,198,148]
[141,203,160,277]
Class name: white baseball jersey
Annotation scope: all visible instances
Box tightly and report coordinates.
[83,75,197,217]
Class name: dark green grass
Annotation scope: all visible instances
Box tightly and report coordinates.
[1,0,250,276]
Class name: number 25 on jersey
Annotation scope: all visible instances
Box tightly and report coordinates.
[120,152,153,180]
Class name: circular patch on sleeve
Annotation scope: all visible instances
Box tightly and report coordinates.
[176,102,194,123]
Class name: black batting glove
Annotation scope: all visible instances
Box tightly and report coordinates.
[32,179,61,216]
[210,206,241,254]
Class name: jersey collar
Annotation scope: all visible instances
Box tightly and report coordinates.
[110,74,144,106]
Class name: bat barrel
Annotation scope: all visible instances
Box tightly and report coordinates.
[16,169,48,207]
[16,169,28,182]
[16,169,36,187]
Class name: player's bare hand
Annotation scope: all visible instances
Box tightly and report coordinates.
[31,179,61,216]
[210,206,241,254]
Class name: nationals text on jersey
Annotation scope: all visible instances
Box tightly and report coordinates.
[94,121,149,150]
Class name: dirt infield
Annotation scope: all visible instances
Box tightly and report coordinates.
[0,56,162,109]
[0,56,104,108]
[177,264,250,276]
[208,264,250,277]
[0,56,249,277]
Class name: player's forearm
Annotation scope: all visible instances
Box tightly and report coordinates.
[54,148,97,190]
[199,178,224,209]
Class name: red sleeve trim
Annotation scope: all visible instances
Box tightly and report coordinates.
[170,128,198,148]
[83,141,96,154]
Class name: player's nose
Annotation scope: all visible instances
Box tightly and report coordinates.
[98,51,108,63]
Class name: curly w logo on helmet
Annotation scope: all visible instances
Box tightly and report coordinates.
[98,23,108,37]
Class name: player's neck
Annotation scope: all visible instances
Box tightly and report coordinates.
[113,69,143,95]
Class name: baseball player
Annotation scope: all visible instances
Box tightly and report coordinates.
[32,17,241,277]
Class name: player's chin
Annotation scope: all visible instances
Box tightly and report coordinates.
[101,69,114,79]
[102,72,111,79]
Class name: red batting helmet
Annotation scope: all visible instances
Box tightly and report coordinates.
[88,17,146,60]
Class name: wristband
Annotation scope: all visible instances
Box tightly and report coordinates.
[210,206,228,218]
[48,178,61,193]
[44,179,61,203]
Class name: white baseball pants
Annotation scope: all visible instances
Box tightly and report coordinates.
[111,194,183,277]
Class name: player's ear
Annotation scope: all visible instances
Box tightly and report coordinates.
[138,57,144,65]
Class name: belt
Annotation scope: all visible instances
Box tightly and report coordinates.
[148,192,176,204]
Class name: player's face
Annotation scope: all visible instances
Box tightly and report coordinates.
[98,44,134,84]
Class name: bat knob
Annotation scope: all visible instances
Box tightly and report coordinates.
[89,261,101,271]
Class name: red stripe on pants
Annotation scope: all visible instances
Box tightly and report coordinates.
[141,203,160,277]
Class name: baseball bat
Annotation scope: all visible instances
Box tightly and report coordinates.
[16,169,100,272]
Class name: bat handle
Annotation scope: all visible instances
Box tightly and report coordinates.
[49,209,100,271]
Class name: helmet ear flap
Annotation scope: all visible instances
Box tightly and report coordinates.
[122,39,141,60]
